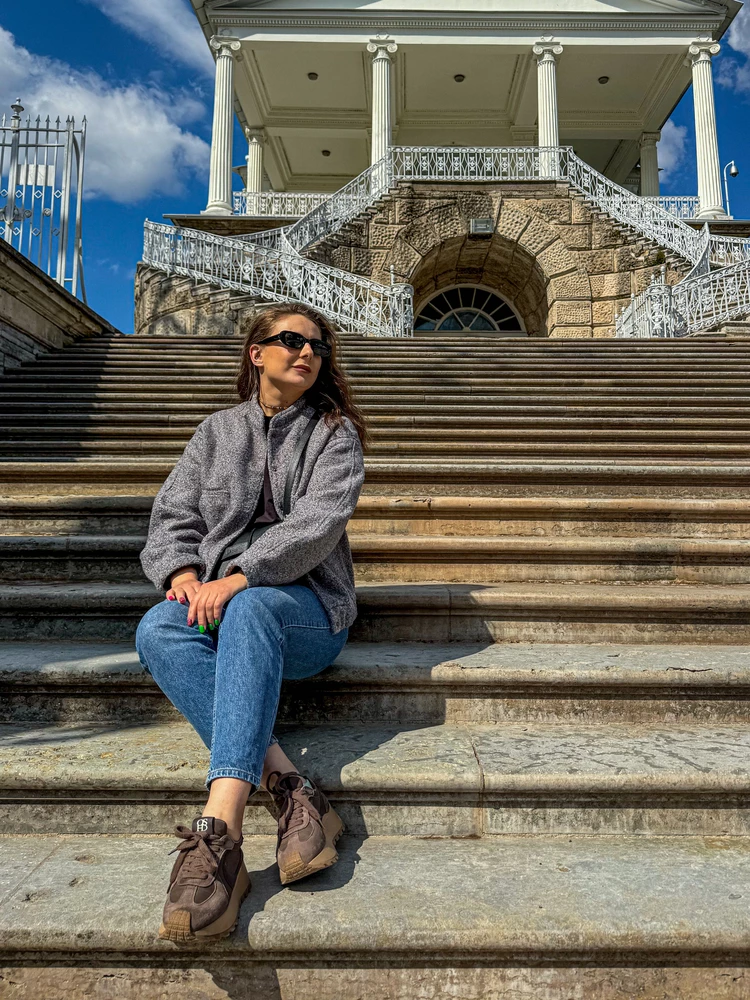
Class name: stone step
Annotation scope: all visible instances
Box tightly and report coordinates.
[2,459,749,496]
[4,533,749,586]
[5,400,750,421]
[2,719,749,837]
[5,439,750,461]
[7,393,750,413]
[3,640,748,726]
[4,495,748,539]
[5,419,750,442]
[1,581,749,642]
[22,360,750,375]
[7,374,750,390]
[1,833,748,999]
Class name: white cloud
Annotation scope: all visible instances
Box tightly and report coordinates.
[83,0,214,76]
[728,6,750,59]
[657,120,688,180]
[0,26,210,203]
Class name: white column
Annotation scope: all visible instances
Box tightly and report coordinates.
[639,131,661,197]
[367,38,397,166]
[203,36,241,216]
[533,40,563,149]
[687,40,726,219]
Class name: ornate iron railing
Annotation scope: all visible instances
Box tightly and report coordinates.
[142,220,413,337]
[644,195,700,220]
[143,143,750,338]
[1,100,87,300]
[616,223,750,338]
[233,190,328,217]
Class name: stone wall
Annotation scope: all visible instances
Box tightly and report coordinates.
[134,266,258,337]
[311,181,689,338]
[135,181,691,339]
[0,238,119,371]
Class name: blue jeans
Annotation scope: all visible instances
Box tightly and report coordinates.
[135,584,348,789]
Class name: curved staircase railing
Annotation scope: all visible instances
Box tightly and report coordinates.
[142,220,413,337]
[143,145,750,338]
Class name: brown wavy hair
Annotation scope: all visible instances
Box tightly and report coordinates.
[236,302,369,450]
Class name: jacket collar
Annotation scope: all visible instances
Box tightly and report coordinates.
[242,393,314,433]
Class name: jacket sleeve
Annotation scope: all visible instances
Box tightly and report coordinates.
[140,420,210,591]
[226,425,364,587]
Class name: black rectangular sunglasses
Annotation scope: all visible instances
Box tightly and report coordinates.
[258,330,332,357]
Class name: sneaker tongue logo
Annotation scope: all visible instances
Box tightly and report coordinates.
[196,818,210,833]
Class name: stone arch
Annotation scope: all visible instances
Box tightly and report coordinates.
[378,199,593,337]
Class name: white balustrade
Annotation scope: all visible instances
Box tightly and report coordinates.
[643,196,700,219]
[233,190,329,217]
[142,143,750,339]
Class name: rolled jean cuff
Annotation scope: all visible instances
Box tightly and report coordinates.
[206,766,261,789]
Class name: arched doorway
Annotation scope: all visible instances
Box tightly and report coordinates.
[415,284,526,336]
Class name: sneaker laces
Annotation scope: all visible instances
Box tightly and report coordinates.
[168,825,230,884]
[268,771,315,839]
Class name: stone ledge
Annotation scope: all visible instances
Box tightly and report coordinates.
[0,240,119,373]
[0,834,748,960]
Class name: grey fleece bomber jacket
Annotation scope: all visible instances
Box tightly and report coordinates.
[139,395,365,634]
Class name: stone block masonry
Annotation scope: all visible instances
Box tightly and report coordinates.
[307,181,689,339]
[135,181,691,338]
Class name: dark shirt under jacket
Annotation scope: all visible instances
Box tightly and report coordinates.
[250,414,280,528]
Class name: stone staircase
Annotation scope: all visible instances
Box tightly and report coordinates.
[1,332,750,998]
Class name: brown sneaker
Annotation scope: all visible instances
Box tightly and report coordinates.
[268,771,344,885]
[158,817,250,942]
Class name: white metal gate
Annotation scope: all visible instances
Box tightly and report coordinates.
[1,100,87,301]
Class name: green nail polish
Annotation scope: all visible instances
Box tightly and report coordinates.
[214,618,220,625]
[208,623,214,631]
[198,625,205,633]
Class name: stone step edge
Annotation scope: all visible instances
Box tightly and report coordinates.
[3,641,747,691]
[3,534,750,561]
[1,495,749,519]
[0,834,747,959]
[2,582,749,615]
[3,719,750,797]
[1,461,749,485]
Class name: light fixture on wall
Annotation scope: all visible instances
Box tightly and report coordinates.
[321,149,331,157]
[598,76,610,84]
[454,74,465,83]
[307,72,318,80]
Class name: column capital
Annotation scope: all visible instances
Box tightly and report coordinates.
[367,36,398,58]
[210,35,241,58]
[245,126,265,144]
[640,131,661,147]
[533,38,563,61]
[686,39,720,65]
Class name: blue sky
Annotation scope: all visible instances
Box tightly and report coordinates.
[2,0,749,333]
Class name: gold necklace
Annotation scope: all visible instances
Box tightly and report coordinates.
[259,395,289,413]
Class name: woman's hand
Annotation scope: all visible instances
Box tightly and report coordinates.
[166,568,202,607]
[186,572,248,633]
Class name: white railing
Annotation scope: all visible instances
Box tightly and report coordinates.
[233,190,328,217]
[1,100,87,300]
[672,258,750,334]
[143,143,750,339]
[616,222,750,338]
[142,220,413,337]
[643,195,700,220]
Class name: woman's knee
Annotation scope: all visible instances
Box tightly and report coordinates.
[221,586,282,630]
[135,598,186,657]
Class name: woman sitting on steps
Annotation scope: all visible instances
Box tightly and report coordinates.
[135,301,367,943]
